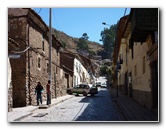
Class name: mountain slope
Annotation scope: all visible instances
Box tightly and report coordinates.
[52,28,103,54]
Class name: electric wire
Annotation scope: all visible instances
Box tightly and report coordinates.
[124,8,127,16]
[37,8,42,14]
[52,8,60,31]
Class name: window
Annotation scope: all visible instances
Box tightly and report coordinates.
[142,56,146,74]
[76,62,78,72]
[47,62,49,73]
[42,34,45,52]
[37,57,41,70]
[42,41,44,51]
[134,65,137,76]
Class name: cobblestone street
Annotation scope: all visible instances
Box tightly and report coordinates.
[20,88,126,122]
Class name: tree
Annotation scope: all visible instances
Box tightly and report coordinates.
[100,24,117,56]
[82,33,89,40]
[62,41,66,48]
[77,33,89,51]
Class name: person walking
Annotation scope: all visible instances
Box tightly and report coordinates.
[35,81,44,105]
[46,80,51,105]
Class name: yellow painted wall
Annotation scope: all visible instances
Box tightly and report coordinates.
[118,33,152,92]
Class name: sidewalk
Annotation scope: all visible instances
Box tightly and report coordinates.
[8,94,74,122]
[109,88,159,122]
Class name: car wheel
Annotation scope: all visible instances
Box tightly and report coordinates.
[83,91,87,96]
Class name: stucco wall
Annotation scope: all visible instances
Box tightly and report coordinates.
[8,58,12,112]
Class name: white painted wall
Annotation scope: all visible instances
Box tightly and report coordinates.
[8,58,12,89]
[73,58,90,86]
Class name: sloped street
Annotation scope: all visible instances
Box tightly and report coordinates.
[20,88,126,122]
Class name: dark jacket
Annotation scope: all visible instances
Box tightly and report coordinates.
[35,85,43,94]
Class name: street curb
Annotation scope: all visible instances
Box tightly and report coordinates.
[14,112,33,121]
[12,106,39,122]
[115,98,130,121]
[48,95,75,108]
[108,89,129,121]
[12,95,74,122]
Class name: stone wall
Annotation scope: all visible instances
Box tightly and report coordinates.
[8,58,12,112]
[26,22,65,105]
[8,13,28,107]
[8,84,12,112]
[133,89,152,110]
[8,8,67,107]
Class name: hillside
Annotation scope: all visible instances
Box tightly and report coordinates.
[52,28,103,54]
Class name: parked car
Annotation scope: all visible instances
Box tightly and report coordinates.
[101,82,107,88]
[88,84,98,96]
[67,84,98,96]
[96,81,101,87]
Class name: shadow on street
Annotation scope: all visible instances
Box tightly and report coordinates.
[74,89,124,121]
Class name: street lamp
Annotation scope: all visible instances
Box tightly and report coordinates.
[102,22,118,97]
[102,22,111,26]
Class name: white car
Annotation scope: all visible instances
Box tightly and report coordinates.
[96,81,101,87]
[67,84,98,96]
[101,82,107,88]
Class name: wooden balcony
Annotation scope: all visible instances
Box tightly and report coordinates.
[130,8,158,42]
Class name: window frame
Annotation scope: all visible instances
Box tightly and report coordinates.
[37,56,41,71]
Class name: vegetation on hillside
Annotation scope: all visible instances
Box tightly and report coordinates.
[77,33,89,51]
[99,24,118,59]
[52,28,103,54]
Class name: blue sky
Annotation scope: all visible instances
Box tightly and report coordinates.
[34,8,130,44]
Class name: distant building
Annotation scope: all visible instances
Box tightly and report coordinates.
[60,51,96,86]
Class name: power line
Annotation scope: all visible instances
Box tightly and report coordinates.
[37,8,42,14]
[52,9,60,30]
[124,8,127,16]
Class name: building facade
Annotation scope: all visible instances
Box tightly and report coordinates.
[60,51,95,87]
[8,8,65,108]
[114,8,158,111]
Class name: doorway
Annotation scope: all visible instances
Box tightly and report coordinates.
[125,72,128,95]
[150,61,158,109]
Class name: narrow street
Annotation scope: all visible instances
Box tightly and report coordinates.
[20,88,126,122]
[8,8,159,123]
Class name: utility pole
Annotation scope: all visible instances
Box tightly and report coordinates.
[48,8,52,104]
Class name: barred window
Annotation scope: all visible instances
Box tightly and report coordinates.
[37,57,41,70]
[47,62,49,73]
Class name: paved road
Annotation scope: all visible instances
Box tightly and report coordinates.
[20,88,126,122]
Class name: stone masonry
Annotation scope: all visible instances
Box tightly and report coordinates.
[8,8,67,108]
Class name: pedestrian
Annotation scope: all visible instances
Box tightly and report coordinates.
[35,81,43,105]
[46,80,51,105]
